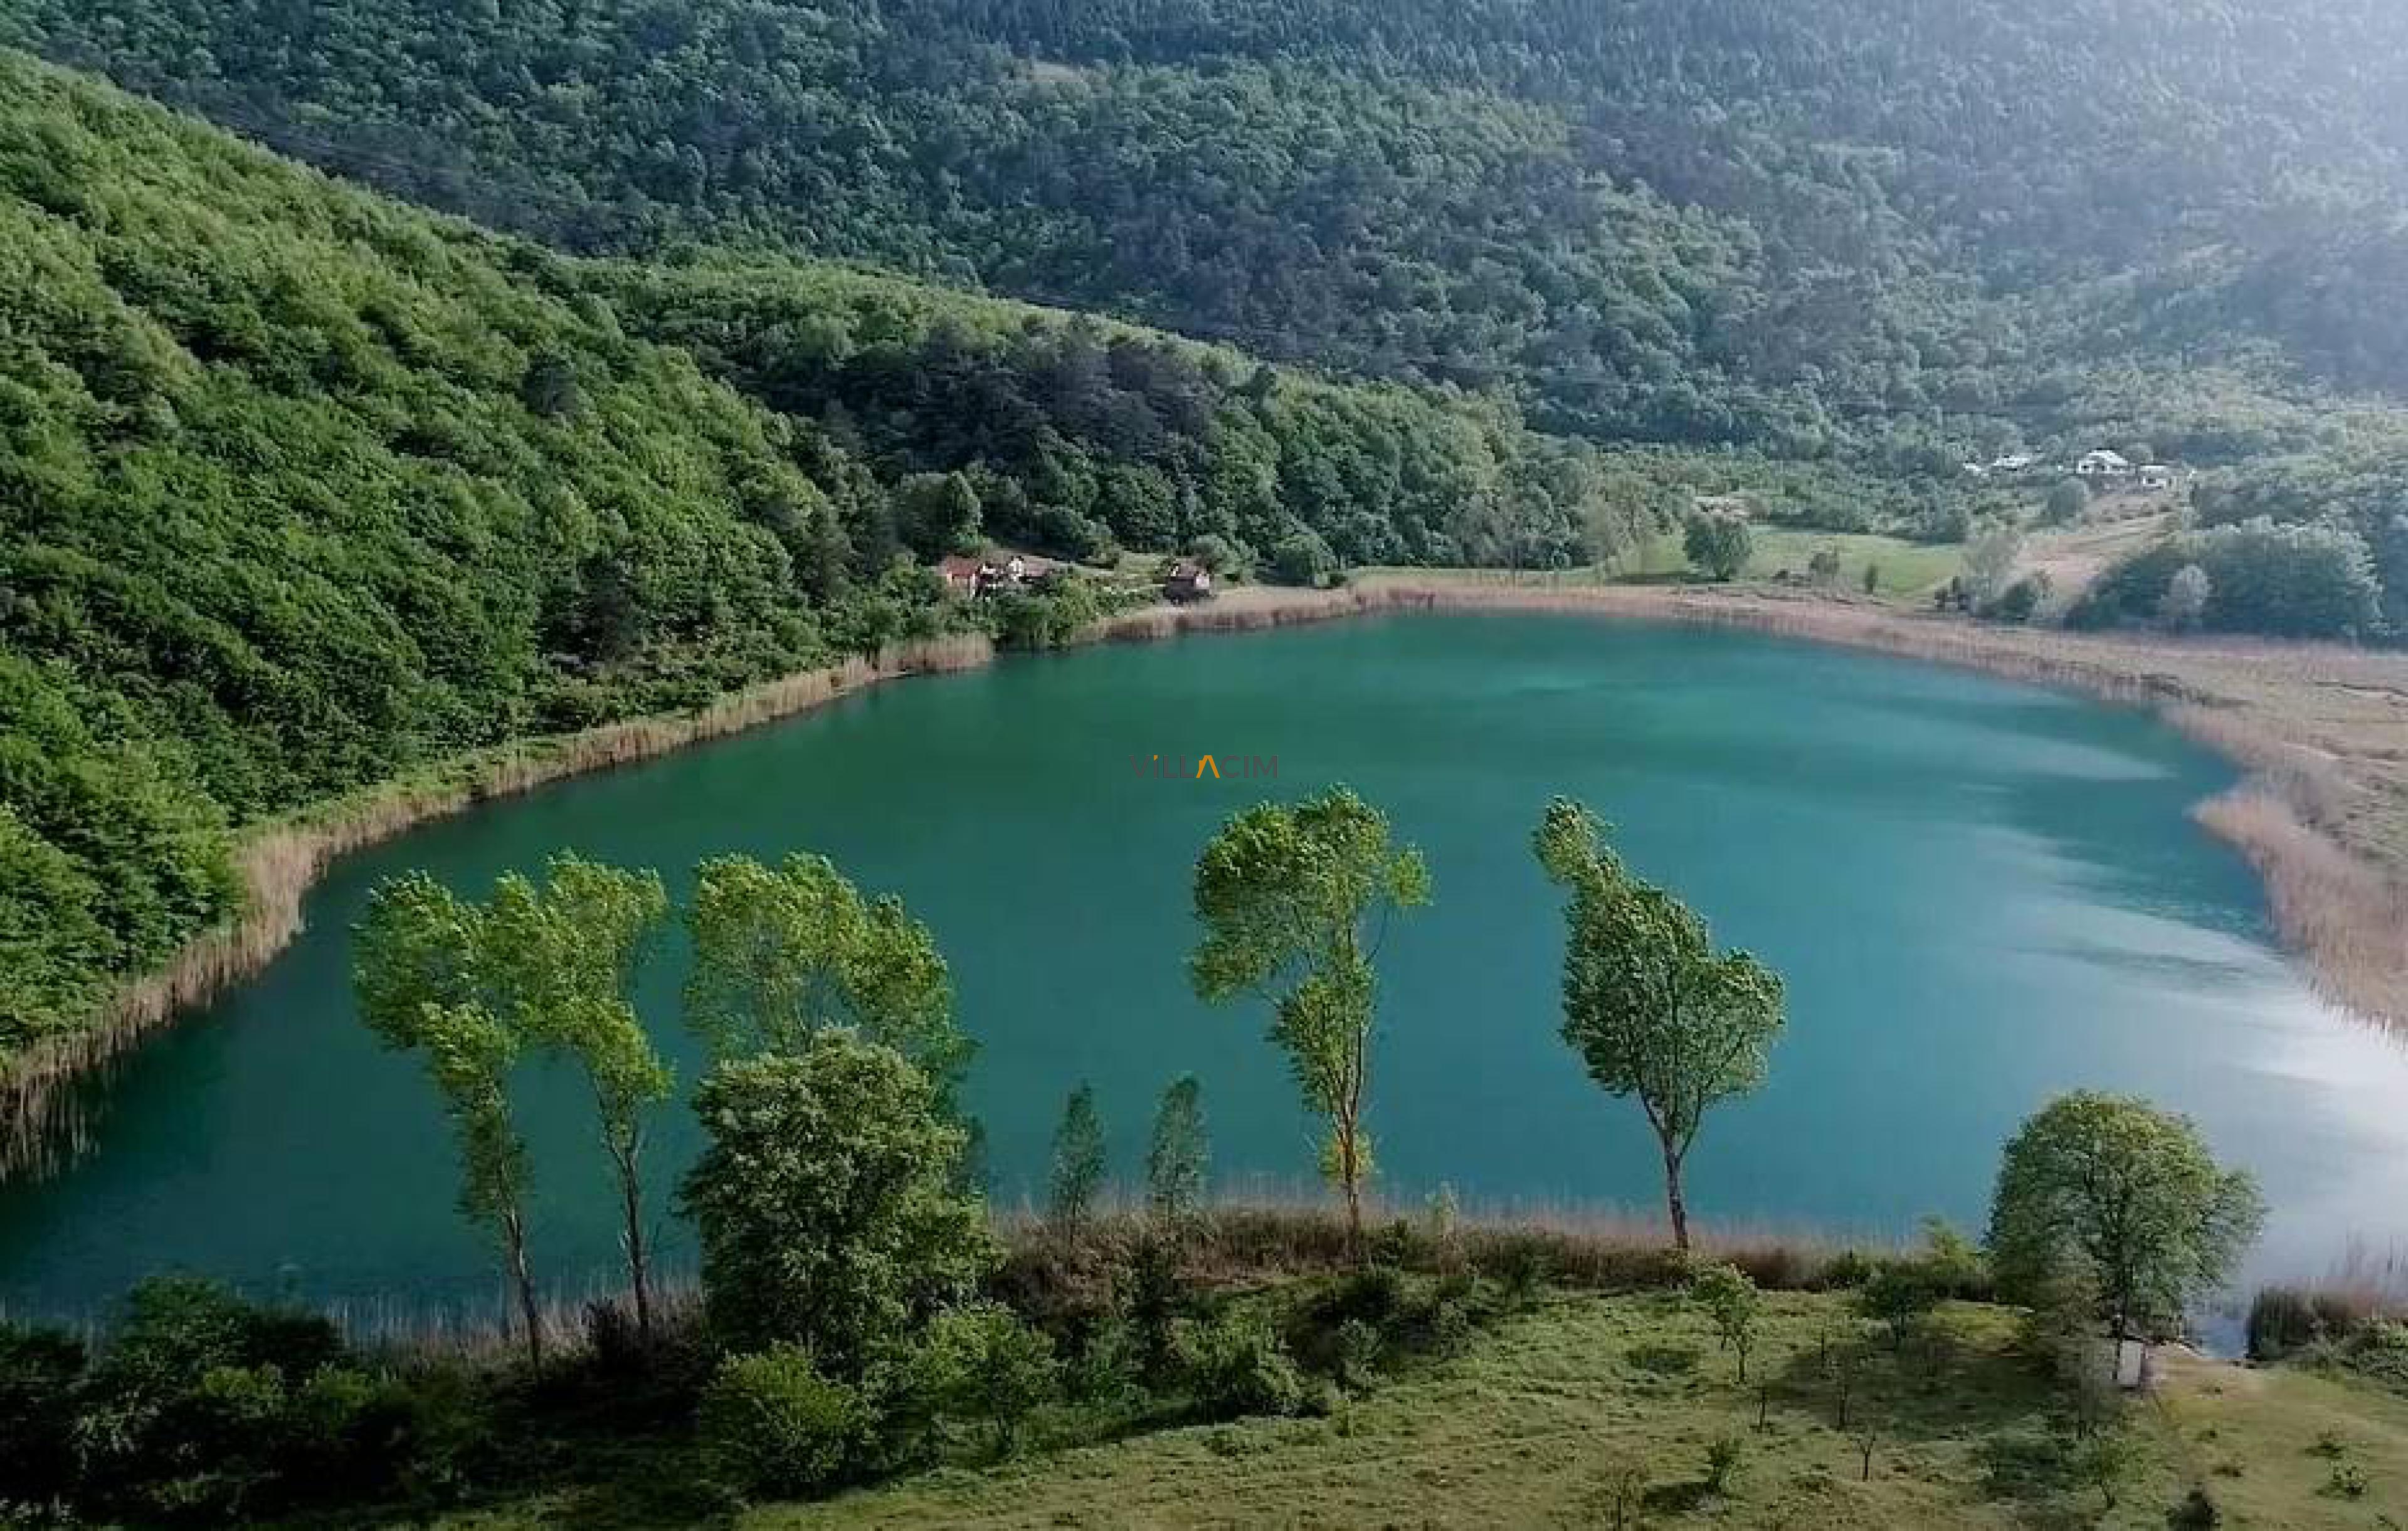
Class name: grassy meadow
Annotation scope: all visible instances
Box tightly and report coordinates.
[418,1285,2407,1529]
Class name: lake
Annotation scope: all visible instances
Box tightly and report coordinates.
[5,613,2405,1320]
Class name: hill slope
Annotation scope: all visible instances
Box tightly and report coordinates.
[16,0,2408,462]
[0,52,1610,1060]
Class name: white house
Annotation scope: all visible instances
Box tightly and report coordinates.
[1988,452,2037,474]
[2137,464,2174,492]
[2075,449,2133,479]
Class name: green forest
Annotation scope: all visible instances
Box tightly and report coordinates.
[0,53,1606,1056]
[10,0,2408,627]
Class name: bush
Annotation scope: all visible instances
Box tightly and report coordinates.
[680,1037,995,1367]
[1684,512,1753,581]
[1180,1313,1306,1421]
[697,1346,869,1502]
[925,1303,1057,1454]
[1267,527,1339,588]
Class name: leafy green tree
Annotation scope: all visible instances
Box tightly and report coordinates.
[1988,1093,2266,1343]
[2044,478,2089,524]
[1683,512,1753,581]
[1688,1263,1763,1380]
[2159,563,2212,630]
[684,854,969,1087]
[1861,561,1882,595]
[679,1033,995,1364]
[1267,526,1340,587]
[1962,519,2027,607]
[1857,1260,1945,1350]
[1048,1083,1107,1242]
[1190,788,1431,1254]
[1146,1074,1211,1228]
[893,471,983,561]
[926,1302,1059,1455]
[354,875,546,1367]
[1532,798,1785,1251]
[485,856,672,1341]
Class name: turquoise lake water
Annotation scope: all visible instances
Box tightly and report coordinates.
[4,613,2404,1319]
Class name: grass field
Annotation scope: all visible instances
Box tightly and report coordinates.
[1366,529,1966,600]
[722,1291,2404,1530]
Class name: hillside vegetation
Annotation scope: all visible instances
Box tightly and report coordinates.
[15,0,2408,637]
[0,52,1605,1060]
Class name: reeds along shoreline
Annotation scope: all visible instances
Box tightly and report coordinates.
[0,635,994,1177]
[7,578,2405,1177]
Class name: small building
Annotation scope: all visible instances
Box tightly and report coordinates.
[1988,452,2038,474]
[2137,464,2174,492]
[1164,562,1214,603]
[936,554,985,595]
[2075,450,2134,479]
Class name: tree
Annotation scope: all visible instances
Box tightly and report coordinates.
[1962,518,2026,607]
[354,875,546,1367]
[1683,512,1752,581]
[1533,798,1785,1251]
[1267,526,1339,587]
[1806,544,1842,587]
[519,352,581,420]
[1048,1083,1107,1241]
[1190,788,1431,1254]
[679,1033,995,1365]
[1861,561,1881,595]
[484,856,672,1342]
[1145,1074,1210,1228]
[926,1302,1059,1455]
[1987,1093,2266,1345]
[1858,1260,1945,1350]
[2160,563,2212,630]
[2044,478,2089,525]
[684,854,969,1087]
[1689,1263,1761,1380]
[893,471,982,561]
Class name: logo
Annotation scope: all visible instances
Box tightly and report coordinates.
[1131,754,1280,781]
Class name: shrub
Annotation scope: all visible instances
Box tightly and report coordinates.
[1180,1313,1306,1421]
[1705,1432,1745,1492]
[680,1037,995,1367]
[2167,1485,2222,1527]
[697,1346,869,1502]
[925,1303,1058,1454]
[1334,1319,1383,1392]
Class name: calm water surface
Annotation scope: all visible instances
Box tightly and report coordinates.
[5,614,2405,1318]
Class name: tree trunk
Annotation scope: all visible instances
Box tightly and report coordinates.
[1660,1138,1691,1252]
[1339,1116,1363,1263]
[618,1152,653,1345]
[505,1209,544,1370]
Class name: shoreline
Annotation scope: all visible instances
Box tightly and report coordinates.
[7,578,2405,1177]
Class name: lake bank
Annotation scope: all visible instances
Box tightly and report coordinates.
[1125,578,2408,1032]
[6,579,2404,1182]
[6,612,2397,1315]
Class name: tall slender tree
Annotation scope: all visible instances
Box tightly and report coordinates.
[1190,788,1430,1255]
[684,853,967,1086]
[1146,1074,1210,1230]
[354,875,546,1366]
[1533,797,1785,1251]
[1048,1083,1107,1242]
[486,856,672,1342]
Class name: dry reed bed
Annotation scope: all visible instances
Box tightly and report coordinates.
[0,635,993,1174]
[9,576,2406,1174]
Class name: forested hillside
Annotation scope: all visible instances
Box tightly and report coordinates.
[16,0,2408,462]
[0,52,1605,1055]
